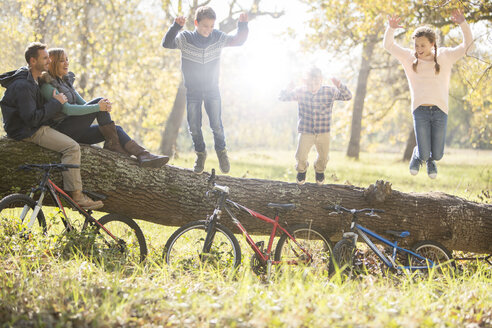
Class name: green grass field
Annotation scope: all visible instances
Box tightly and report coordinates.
[0,149,491,327]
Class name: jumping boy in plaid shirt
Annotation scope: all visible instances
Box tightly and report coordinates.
[279,67,352,185]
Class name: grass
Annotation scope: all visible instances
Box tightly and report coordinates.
[0,149,491,327]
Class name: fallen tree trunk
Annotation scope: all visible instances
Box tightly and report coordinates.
[0,137,490,254]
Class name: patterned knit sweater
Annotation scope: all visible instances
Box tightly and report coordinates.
[162,21,248,91]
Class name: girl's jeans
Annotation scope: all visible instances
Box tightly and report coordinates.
[186,89,226,153]
[412,105,448,162]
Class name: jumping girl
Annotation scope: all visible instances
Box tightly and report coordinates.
[384,9,473,178]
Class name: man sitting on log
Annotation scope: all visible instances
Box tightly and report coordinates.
[0,42,103,210]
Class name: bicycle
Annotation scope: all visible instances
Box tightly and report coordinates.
[326,205,454,277]
[0,163,147,263]
[163,169,332,278]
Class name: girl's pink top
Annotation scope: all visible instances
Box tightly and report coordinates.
[383,22,473,114]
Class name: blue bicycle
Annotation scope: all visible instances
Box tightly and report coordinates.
[326,205,454,277]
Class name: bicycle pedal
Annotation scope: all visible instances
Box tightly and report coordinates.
[255,241,265,251]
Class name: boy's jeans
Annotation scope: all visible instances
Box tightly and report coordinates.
[413,105,448,161]
[295,132,330,173]
[186,89,226,153]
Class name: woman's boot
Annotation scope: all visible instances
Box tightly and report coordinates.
[124,140,169,168]
[98,122,128,155]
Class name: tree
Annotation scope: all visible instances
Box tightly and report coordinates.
[1,138,490,254]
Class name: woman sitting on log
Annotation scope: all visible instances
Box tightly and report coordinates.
[40,48,168,168]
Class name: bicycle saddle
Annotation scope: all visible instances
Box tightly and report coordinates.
[267,203,296,210]
[83,190,107,201]
[385,230,410,238]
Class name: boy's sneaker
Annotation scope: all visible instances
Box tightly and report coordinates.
[426,159,437,179]
[409,148,422,176]
[217,149,230,174]
[296,172,306,185]
[194,151,207,174]
[315,172,325,185]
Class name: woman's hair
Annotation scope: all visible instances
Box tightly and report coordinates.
[412,26,440,74]
[47,48,67,78]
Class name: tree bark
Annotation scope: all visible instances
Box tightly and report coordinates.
[346,38,377,159]
[159,80,187,156]
[0,138,490,254]
[403,129,416,161]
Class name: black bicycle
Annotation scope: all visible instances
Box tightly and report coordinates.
[0,164,147,263]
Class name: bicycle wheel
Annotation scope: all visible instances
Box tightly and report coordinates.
[90,214,148,263]
[407,240,454,274]
[329,238,358,278]
[163,220,241,271]
[274,224,332,271]
[0,194,46,236]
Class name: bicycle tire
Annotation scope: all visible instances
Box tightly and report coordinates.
[0,193,47,235]
[93,214,148,263]
[329,238,358,278]
[163,220,241,271]
[274,223,332,271]
[407,240,454,273]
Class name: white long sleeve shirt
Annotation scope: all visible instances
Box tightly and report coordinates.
[383,22,473,114]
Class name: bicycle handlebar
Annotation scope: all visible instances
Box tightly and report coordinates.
[324,205,385,215]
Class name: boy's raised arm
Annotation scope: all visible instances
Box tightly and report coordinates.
[332,78,352,101]
[162,17,185,49]
[225,13,249,47]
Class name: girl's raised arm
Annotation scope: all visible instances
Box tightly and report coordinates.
[383,15,411,62]
[446,9,473,61]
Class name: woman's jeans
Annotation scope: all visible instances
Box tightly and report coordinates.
[186,89,226,153]
[412,105,448,162]
[54,98,131,146]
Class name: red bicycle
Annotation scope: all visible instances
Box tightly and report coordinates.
[0,163,147,263]
[163,169,332,277]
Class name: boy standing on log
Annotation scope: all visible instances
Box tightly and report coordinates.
[279,67,352,185]
[162,6,249,174]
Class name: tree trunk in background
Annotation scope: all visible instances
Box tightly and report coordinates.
[159,80,187,156]
[1,138,491,254]
[403,129,416,161]
[346,38,376,160]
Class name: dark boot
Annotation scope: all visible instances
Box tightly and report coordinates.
[124,140,169,168]
[98,122,128,155]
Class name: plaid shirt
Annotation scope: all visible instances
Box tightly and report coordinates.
[279,84,352,134]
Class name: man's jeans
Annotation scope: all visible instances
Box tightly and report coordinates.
[186,89,226,153]
[413,105,448,161]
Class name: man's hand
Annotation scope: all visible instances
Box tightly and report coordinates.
[175,16,186,26]
[331,77,341,88]
[98,98,112,112]
[387,14,403,29]
[53,89,67,104]
[239,12,248,23]
[451,9,465,24]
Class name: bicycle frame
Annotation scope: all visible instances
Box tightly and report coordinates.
[206,192,313,266]
[22,169,117,240]
[346,224,439,271]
